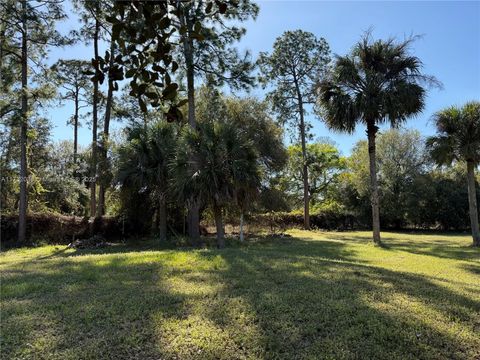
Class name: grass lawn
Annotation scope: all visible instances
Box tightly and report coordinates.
[1,231,479,359]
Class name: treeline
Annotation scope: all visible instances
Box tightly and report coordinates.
[2,117,478,243]
[1,0,479,246]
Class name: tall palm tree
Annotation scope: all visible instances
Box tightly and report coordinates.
[427,102,480,246]
[116,121,176,241]
[318,34,436,244]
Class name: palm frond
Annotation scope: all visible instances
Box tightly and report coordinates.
[317,34,436,132]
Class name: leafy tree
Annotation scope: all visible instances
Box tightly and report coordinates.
[318,34,437,244]
[0,123,15,211]
[284,142,345,209]
[103,1,185,115]
[113,87,162,127]
[116,121,177,241]
[427,101,480,246]
[0,0,68,243]
[409,169,472,231]
[89,7,100,218]
[223,96,287,173]
[51,60,92,165]
[345,129,427,229]
[258,30,330,230]
[0,115,88,216]
[0,117,52,213]
[173,0,258,127]
[38,140,89,215]
[92,1,253,240]
[377,129,427,228]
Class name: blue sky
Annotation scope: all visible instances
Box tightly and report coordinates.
[48,1,480,155]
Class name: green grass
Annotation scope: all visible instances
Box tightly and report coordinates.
[1,231,479,359]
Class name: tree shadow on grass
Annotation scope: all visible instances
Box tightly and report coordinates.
[314,231,479,262]
[380,241,480,262]
[1,237,479,359]
[460,263,480,275]
[1,254,189,359]
[196,240,480,359]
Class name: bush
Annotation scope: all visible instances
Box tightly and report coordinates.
[252,208,358,232]
[0,213,143,245]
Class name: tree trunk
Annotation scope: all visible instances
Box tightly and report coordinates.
[293,76,309,230]
[73,92,78,166]
[466,160,480,246]
[97,182,105,217]
[239,212,244,242]
[367,123,381,244]
[90,15,99,218]
[213,202,225,248]
[158,195,167,242]
[181,9,200,244]
[18,0,28,244]
[300,119,310,230]
[97,33,116,216]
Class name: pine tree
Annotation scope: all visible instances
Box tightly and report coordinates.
[0,0,68,243]
[51,60,92,166]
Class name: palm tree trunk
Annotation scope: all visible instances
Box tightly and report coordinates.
[466,160,480,246]
[367,123,381,244]
[18,0,28,244]
[239,212,244,242]
[159,195,167,242]
[213,202,225,249]
[90,14,99,218]
[98,33,116,216]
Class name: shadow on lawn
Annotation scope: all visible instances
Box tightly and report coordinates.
[461,263,480,275]
[311,231,480,262]
[199,244,479,359]
[1,237,479,359]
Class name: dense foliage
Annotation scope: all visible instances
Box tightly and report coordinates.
[1,1,478,246]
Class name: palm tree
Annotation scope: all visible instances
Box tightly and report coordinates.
[317,34,436,244]
[172,119,258,248]
[231,134,261,243]
[116,121,176,241]
[427,102,480,246]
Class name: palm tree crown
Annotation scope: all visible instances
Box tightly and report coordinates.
[116,122,176,193]
[318,35,436,132]
[427,102,480,165]
[172,119,259,207]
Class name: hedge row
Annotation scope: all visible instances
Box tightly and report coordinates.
[251,211,360,231]
[1,213,136,244]
[1,210,361,245]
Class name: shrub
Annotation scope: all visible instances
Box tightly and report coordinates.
[252,208,358,232]
[0,213,143,246]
